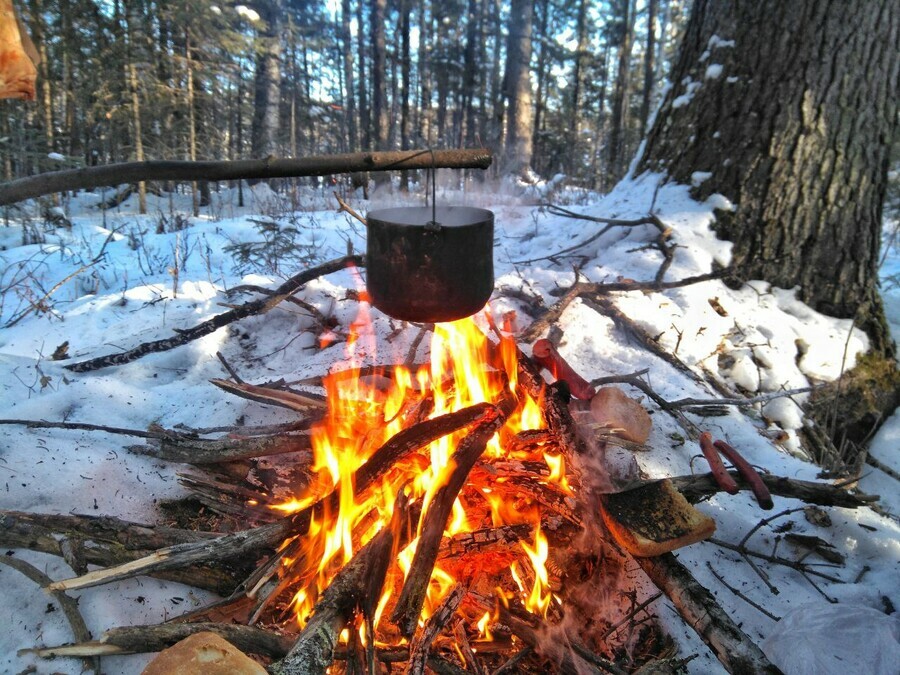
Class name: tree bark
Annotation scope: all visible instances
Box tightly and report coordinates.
[607,0,636,185]
[503,0,535,178]
[638,0,899,354]
[250,1,282,162]
[340,0,358,152]
[370,0,388,155]
[0,149,493,206]
[639,0,657,138]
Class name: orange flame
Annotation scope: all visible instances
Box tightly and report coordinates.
[273,308,550,631]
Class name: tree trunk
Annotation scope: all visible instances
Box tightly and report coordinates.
[607,0,635,185]
[125,3,147,214]
[638,0,899,355]
[250,1,282,164]
[340,0,358,152]
[356,0,370,150]
[639,0,657,139]
[400,0,411,191]
[569,0,588,175]
[503,0,534,179]
[370,0,388,186]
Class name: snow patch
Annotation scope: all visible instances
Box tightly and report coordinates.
[705,64,724,79]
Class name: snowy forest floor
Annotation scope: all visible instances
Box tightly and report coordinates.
[0,173,898,674]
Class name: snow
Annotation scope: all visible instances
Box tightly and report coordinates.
[47,152,66,162]
[705,64,724,80]
[0,175,898,674]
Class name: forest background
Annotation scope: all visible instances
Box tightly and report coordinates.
[2,0,690,196]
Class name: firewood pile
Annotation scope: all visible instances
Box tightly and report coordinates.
[0,258,878,675]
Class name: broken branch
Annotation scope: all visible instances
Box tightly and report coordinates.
[64,255,363,372]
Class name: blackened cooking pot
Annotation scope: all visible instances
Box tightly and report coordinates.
[366,206,494,323]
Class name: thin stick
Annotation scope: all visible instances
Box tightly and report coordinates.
[598,591,663,641]
[705,561,781,621]
[29,622,292,660]
[64,254,364,372]
[0,418,167,439]
[406,584,466,675]
[334,191,368,227]
[0,557,99,673]
[5,261,99,328]
[215,351,244,383]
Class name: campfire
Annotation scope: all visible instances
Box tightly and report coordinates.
[236,302,651,672]
[5,258,878,675]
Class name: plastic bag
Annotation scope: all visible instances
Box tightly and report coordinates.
[761,603,900,675]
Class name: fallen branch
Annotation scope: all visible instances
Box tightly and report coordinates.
[668,471,877,508]
[270,492,409,675]
[131,432,313,465]
[0,149,493,206]
[0,556,99,673]
[64,254,364,372]
[548,271,726,298]
[48,403,495,592]
[30,622,292,661]
[392,394,517,637]
[636,553,781,674]
[407,584,466,675]
[0,509,240,594]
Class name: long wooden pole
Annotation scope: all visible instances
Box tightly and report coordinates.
[0,148,492,206]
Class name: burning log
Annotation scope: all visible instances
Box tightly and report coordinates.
[392,393,517,637]
[438,524,534,558]
[406,584,466,675]
[47,403,494,593]
[270,492,410,675]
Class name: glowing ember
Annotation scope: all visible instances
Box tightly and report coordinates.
[272,302,558,634]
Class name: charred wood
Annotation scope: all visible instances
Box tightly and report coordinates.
[406,584,466,675]
[392,394,517,637]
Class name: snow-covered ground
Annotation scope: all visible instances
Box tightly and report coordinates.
[0,174,897,674]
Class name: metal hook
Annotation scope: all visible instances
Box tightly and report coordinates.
[427,146,437,228]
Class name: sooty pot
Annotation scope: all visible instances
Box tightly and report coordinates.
[366,206,494,323]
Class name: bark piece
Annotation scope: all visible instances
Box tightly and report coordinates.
[141,631,266,675]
